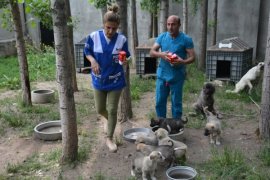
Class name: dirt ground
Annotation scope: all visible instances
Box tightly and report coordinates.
[0,72,262,179]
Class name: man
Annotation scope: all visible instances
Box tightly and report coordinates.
[150,15,195,119]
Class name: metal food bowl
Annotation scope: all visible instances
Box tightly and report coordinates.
[123,128,154,142]
[34,120,62,141]
[166,166,197,180]
[31,89,55,104]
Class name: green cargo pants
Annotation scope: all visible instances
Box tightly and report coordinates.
[94,89,122,139]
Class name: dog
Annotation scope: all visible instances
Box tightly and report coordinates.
[193,82,217,117]
[136,139,176,168]
[226,62,264,94]
[135,134,158,146]
[203,107,221,145]
[150,116,188,134]
[154,128,187,161]
[131,151,165,180]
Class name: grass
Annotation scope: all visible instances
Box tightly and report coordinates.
[197,147,269,179]
[258,141,270,166]
[0,45,56,90]
[130,75,156,100]
[0,46,267,179]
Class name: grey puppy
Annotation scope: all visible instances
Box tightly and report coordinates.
[131,151,165,180]
[135,134,158,146]
[193,82,217,116]
[136,139,176,168]
[203,107,221,145]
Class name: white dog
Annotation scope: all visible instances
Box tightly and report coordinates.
[226,62,264,94]
[131,151,165,180]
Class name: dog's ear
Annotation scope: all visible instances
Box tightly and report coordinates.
[149,153,156,160]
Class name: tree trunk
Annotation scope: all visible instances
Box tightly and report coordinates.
[149,13,153,38]
[198,0,208,71]
[65,0,78,92]
[260,13,270,139]
[159,0,168,33]
[51,0,78,162]
[116,0,133,122]
[183,0,188,34]
[9,0,32,106]
[153,13,158,37]
[211,0,218,46]
[130,0,138,68]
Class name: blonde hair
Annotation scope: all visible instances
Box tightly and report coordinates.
[103,4,120,24]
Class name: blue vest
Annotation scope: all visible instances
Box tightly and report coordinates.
[84,30,130,90]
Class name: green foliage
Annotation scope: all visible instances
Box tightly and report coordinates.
[140,0,160,15]
[0,44,56,90]
[88,0,109,8]
[0,75,20,90]
[0,8,13,31]
[24,0,52,29]
[0,1,9,8]
[190,0,201,15]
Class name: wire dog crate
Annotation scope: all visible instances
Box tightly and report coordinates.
[75,38,91,73]
[206,37,253,82]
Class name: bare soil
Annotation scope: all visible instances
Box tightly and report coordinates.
[0,73,262,179]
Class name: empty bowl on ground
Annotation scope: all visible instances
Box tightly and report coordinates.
[31,89,55,104]
[34,120,62,141]
[166,166,197,180]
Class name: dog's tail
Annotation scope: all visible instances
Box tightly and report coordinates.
[225,89,237,94]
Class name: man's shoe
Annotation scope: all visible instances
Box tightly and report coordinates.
[106,138,117,152]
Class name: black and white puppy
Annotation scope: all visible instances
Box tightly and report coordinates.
[150,117,188,134]
[193,82,217,116]
[226,62,264,94]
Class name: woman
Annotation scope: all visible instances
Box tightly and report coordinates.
[84,4,130,152]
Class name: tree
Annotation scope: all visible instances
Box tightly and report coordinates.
[130,0,138,67]
[65,0,78,92]
[159,0,168,33]
[140,0,159,38]
[211,0,218,46]
[198,0,208,71]
[8,0,32,106]
[260,10,270,139]
[115,0,133,122]
[182,0,188,33]
[50,0,78,162]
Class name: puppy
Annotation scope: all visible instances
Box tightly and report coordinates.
[150,116,188,134]
[136,140,175,168]
[226,62,264,94]
[135,134,158,146]
[203,107,221,145]
[131,151,165,180]
[193,82,217,116]
[154,128,187,161]
[154,128,170,141]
